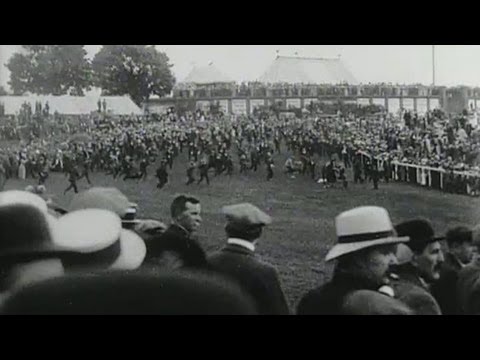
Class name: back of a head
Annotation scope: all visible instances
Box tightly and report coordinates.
[1,270,258,315]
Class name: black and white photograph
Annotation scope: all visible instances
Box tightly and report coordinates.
[0,44,479,315]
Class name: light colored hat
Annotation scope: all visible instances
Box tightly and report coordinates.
[68,187,137,221]
[56,209,146,270]
[222,203,272,228]
[0,190,48,214]
[326,206,409,262]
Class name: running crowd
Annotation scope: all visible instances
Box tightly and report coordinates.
[1,106,480,194]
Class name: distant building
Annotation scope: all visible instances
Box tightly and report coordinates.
[145,57,466,116]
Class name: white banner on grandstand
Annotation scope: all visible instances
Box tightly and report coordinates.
[286,98,301,109]
[250,99,266,110]
[357,98,371,106]
[303,98,318,108]
[388,98,401,115]
[372,98,385,108]
[217,100,229,114]
[429,98,440,110]
[232,99,247,115]
[403,98,414,111]
[196,101,210,111]
[416,98,428,115]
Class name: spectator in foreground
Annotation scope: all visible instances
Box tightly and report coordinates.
[297,206,412,315]
[0,270,258,315]
[55,209,146,272]
[390,219,444,315]
[456,225,480,314]
[209,203,289,315]
[431,226,474,315]
[0,192,80,304]
[144,195,207,269]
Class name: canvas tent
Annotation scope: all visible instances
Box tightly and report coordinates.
[182,63,233,85]
[259,56,358,85]
[0,95,143,115]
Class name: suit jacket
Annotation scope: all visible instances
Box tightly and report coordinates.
[296,272,410,315]
[431,252,463,315]
[456,261,480,315]
[208,243,289,315]
[144,224,208,270]
[391,263,442,315]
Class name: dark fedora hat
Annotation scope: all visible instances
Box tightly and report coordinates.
[0,204,73,260]
[0,270,258,315]
[395,219,444,253]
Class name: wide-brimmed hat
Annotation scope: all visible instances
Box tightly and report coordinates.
[56,209,146,271]
[0,190,48,214]
[326,206,410,262]
[68,188,138,224]
[0,203,73,260]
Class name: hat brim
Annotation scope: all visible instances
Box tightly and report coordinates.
[326,236,410,262]
[109,229,146,270]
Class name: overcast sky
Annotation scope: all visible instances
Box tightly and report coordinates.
[1,45,480,89]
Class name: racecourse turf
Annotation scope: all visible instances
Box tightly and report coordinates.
[5,151,480,310]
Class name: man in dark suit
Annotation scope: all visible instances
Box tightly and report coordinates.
[144,195,208,269]
[390,219,445,315]
[208,203,289,315]
[431,226,474,315]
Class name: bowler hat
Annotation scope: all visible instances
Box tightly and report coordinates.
[326,206,409,262]
[394,219,444,253]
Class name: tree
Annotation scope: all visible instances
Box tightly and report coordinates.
[7,45,92,95]
[92,45,175,106]
[0,86,8,96]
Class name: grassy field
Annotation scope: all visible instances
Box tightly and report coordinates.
[5,152,480,310]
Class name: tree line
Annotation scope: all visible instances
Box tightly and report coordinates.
[5,45,176,106]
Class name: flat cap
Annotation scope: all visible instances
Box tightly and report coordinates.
[222,203,272,227]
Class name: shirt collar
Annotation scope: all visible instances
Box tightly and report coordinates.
[448,252,467,268]
[171,223,190,237]
[227,238,255,252]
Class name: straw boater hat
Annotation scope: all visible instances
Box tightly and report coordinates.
[55,209,146,271]
[326,206,410,262]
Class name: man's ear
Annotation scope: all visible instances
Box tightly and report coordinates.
[410,252,419,267]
